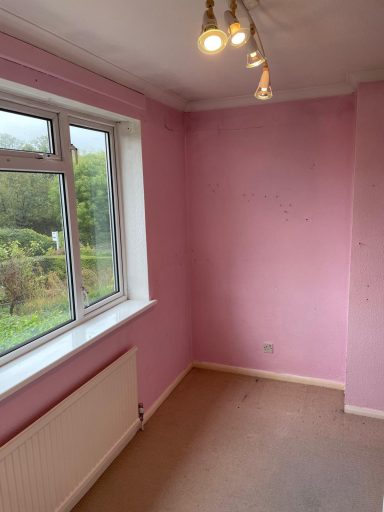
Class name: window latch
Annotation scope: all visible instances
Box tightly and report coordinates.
[70,143,79,164]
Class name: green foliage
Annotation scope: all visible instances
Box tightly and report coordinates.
[36,255,68,280]
[0,241,43,315]
[74,151,111,246]
[0,228,54,256]
[0,134,116,354]
[0,305,69,353]
[37,253,114,282]
[0,171,62,236]
[0,136,112,246]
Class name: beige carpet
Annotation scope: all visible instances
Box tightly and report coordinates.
[73,369,384,512]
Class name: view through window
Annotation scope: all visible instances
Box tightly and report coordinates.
[0,104,122,358]
[0,171,72,355]
[0,109,54,153]
[70,125,119,307]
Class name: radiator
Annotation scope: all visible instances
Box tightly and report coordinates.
[0,347,140,512]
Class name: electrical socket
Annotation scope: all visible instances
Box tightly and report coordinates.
[263,343,274,354]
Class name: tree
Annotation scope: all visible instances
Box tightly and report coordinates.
[0,171,62,235]
[73,152,111,247]
[0,133,111,247]
[0,133,50,152]
[0,133,22,150]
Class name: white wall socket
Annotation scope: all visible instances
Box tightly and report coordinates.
[263,343,274,354]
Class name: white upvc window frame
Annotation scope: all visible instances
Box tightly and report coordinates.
[0,97,127,365]
[0,98,61,160]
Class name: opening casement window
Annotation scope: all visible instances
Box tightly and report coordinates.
[0,99,125,360]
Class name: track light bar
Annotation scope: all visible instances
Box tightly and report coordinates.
[197,0,272,100]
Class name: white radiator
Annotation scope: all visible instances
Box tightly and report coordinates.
[0,347,140,512]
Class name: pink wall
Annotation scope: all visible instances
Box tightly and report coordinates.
[0,36,192,445]
[345,81,384,411]
[1,33,384,442]
[186,96,355,383]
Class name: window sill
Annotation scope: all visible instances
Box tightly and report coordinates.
[0,299,156,402]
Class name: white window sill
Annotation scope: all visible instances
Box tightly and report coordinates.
[0,299,156,402]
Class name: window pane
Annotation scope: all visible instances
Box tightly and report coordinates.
[0,171,73,356]
[0,109,53,153]
[70,125,119,308]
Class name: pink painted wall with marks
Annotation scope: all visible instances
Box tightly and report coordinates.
[186,96,356,384]
[0,31,384,445]
[346,81,384,412]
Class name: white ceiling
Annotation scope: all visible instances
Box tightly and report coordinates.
[0,0,384,111]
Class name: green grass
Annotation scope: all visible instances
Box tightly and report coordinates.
[0,247,116,355]
[0,283,116,355]
[0,305,71,354]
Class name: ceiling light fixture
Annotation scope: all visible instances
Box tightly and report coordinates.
[198,0,228,55]
[255,62,273,100]
[224,1,250,48]
[245,23,265,68]
[197,0,273,101]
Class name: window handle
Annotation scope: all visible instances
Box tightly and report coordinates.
[70,143,79,164]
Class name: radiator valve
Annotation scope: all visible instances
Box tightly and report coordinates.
[138,402,144,431]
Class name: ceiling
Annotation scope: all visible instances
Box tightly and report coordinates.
[0,0,384,111]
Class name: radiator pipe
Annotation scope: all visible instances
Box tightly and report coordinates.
[138,402,144,431]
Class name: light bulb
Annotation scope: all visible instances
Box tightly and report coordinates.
[231,30,247,46]
[203,33,225,52]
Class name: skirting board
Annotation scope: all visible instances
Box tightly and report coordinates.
[144,363,194,424]
[62,418,141,512]
[194,361,345,391]
[344,405,384,421]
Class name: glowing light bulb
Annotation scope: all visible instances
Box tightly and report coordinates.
[231,31,247,46]
[204,34,223,52]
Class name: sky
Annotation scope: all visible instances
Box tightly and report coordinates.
[0,110,107,153]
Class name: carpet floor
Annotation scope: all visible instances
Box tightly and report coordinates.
[73,368,384,512]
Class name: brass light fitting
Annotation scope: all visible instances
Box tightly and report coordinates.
[198,0,228,55]
[197,0,272,101]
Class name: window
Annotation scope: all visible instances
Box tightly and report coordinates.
[0,108,54,154]
[0,100,124,359]
[70,124,119,307]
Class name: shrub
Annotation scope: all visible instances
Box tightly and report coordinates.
[0,242,43,315]
[0,228,54,257]
[36,254,114,281]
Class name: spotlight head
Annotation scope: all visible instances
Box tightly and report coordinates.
[224,10,250,48]
[198,11,228,54]
[255,63,273,100]
[246,37,265,68]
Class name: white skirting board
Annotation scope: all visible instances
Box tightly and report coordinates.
[344,404,384,420]
[144,363,193,424]
[193,361,345,390]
